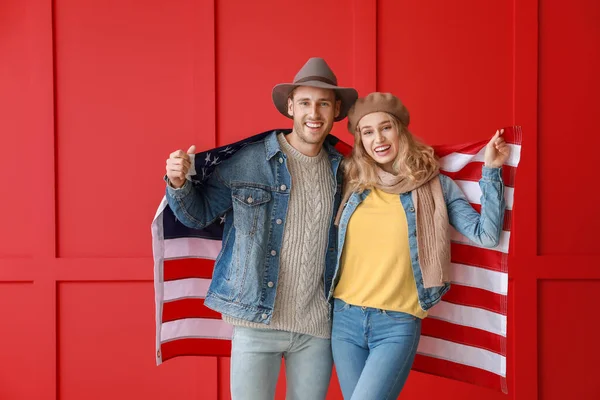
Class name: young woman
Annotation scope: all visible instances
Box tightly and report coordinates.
[328,92,510,399]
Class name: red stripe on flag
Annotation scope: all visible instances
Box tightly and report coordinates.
[421,318,505,355]
[433,141,488,157]
[162,298,222,323]
[161,337,231,361]
[433,126,521,157]
[450,243,506,273]
[412,354,506,393]
[334,139,352,156]
[442,284,506,315]
[163,258,214,281]
[441,164,517,187]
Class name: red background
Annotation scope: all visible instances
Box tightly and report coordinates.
[1,0,599,399]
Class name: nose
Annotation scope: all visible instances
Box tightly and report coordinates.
[374,130,385,143]
[308,103,319,118]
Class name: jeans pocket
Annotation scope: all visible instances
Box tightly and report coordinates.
[333,299,350,313]
[382,310,416,321]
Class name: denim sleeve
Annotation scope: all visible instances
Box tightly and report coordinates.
[164,167,233,230]
[441,167,506,248]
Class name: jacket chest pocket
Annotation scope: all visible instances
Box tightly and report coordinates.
[231,186,271,236]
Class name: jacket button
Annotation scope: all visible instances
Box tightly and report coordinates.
[271,250,277,256]
[247,197,254,204]
[280,184,287,191]
[267,281,274,288]
[278,157,284,164]
[276,219,282,225]
[409,207,415,212]
[261,313,268,319]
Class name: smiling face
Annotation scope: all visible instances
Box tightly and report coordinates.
[357,112,400,173]
[286,86,341,155]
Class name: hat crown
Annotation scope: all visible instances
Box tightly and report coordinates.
[293,57,338,86]
[271,57,358,122]
[347,92,410,133]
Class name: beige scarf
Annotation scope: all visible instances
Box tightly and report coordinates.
[335,168,451,288]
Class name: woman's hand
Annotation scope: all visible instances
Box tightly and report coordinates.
[484,129,511,168]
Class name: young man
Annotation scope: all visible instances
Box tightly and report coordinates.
[164,57,358,400]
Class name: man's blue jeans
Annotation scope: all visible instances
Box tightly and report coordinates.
[331,299,421,399]
[230,326,333,399]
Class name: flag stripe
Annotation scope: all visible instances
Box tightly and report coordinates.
[416,336,506,376]
[449,263,508,295]
[161,338,231,361]
[333,139,352,155]
[162,298,221,322]
[450,243,506,273]
[163,278,211,301]
[428,301,506,337]
[433,126,522,157]
[164,237,222,260]
[412,355,505,393]
[442,163,517,188]
[161,318,233,342]
[163,258,215,281]
[421,318,504,355]
[439,144,521,171]
[441,284,506,315]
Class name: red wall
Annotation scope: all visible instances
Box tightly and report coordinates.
[1,0,599,399]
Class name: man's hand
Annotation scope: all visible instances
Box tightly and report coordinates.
[484,129,511,168]
[166,145,196,188]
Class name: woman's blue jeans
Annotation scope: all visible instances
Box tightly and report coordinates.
[331,299,422,399]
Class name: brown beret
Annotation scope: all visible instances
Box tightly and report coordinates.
[347,92,410,133]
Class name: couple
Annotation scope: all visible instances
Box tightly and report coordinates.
[164,57,510,400]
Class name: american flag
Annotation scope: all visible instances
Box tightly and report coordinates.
[152,127,522,394]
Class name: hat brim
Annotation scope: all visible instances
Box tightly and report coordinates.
[272,81,358,122]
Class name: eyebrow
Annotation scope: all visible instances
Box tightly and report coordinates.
[360,121,391,130]
[296,97,334,102]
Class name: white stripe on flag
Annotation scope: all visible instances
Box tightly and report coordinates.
[161,318,233,342]
[428,301,507,336]
[450,263,508,295]
[164,237,222,260]
[450,228,510,254]
[439,144,521,172]
[163,278,211,301]
[417,336,506,377]
[456,180,515,210]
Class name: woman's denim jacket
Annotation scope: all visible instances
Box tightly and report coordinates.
[166,131,344,324]
[327,167,506,312]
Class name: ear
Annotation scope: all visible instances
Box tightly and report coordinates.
[287,97,294,117]
[334,100,341,118]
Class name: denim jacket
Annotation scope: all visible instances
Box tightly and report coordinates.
[327,167,506,312]
[166,131,344,324]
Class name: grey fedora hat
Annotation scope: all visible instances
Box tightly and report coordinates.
[272,57,359,121]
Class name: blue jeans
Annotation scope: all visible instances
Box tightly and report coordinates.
[331,299,421,399]
[230,326,333,400]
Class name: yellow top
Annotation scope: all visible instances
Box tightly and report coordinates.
[333,188,427,319]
